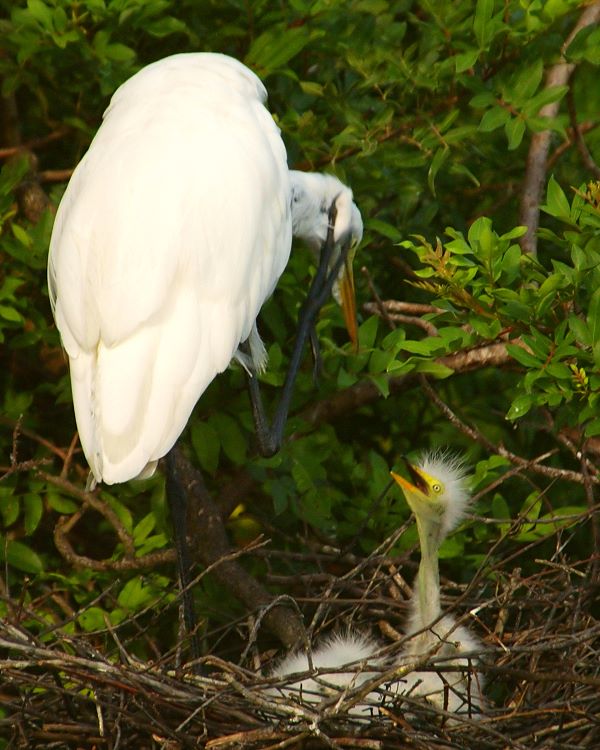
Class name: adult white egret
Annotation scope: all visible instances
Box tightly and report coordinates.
[47,52,362,655]
[270,453,485,718]
[48,52,362,487]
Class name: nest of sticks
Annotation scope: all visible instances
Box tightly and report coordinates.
[1,513,599,750]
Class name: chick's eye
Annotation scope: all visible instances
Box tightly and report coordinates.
[432,483,442,493]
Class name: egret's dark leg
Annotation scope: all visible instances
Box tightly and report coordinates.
[165,448,201,662]
[247,201,352,456]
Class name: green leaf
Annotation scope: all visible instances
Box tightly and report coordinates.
[473,0,494,49]
[367,219,403,242]
[586,287,600,348]
[511,59,543,101]
[0,305,24,323]
[246,26,317,74]
[146,16,189,38]
[24,493,43,534]
[191,419,220,475]
[414,360,455,378]
[584,418,600,437]
[27,0,53,30]
[499,226,527,241]
[47,491,78,514]
[299,80,324,97]
[133,513,156,546]
[428,147,449,197]
[368,373,390,398]
[2,538,43,573]
[455,49,479,73]
[12,223,32,247]
[400,337,446,355]
[543,175,571,219]
[358,315,379,349]
[105,43,135,62]
[104,494,133,533]
[492,494,510,519]
[211,413,246,465]
[478,105,509,132]
[78,606,107,632]
[505,117,526,150]
[118,578,153,610]
[506,393,533,420]
[506,343,540,368]
[569,315,590,346]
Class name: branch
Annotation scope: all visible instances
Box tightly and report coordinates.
[566,83,600,179]
[519,1,600,256]
[168,447,307,650]
[302,339,515,428]
[0,126,70,159]
[39,471,176,571]
[418,376,600,486]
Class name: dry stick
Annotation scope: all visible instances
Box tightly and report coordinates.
[547,121,599,171]
[0,126,70,159]
[519,1,600,256]
[0,416,83,467]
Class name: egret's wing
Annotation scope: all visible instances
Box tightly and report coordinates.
[49,53,292,483]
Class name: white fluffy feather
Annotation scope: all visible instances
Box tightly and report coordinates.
[269,632,384,715]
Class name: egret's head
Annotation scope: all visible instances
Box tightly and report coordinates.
[391,452,470,538]
[289,171,363,349]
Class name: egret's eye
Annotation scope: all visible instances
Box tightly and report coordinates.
[432,483,442,494]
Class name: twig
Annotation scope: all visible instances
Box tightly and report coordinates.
[0,127,70,159]
[566,80,600,179]
[419,375,600,486]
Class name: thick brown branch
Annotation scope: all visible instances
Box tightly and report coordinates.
[169,448,306,649]
[519,1,600,256]
[303,340,515,428]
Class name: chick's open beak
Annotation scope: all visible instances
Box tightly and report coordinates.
[339,246,358,351]
[390,459,429,496]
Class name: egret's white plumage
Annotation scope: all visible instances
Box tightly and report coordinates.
[48,52,362,485]
[270,453,485,718]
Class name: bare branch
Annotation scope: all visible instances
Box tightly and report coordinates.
[168,447,307,649]
[519,1,600,256]
[566,82,600,179]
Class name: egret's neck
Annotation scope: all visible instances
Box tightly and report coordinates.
[415,516,443,627]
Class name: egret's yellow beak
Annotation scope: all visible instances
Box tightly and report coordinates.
[390,461,429,498]
[339,245,358,351]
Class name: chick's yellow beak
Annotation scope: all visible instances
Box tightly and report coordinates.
[390,460,429,497]
[390,470,417,495]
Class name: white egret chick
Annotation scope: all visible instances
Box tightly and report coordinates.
[48,52,362,487]
[270,453,485,719]
[390,453,485,716]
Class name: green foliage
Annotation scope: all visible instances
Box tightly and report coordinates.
[0,0,597,659]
